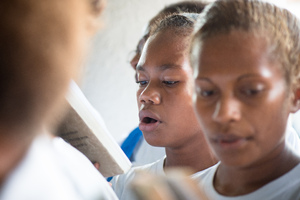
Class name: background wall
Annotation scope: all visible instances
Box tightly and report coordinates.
[79,0,300,143]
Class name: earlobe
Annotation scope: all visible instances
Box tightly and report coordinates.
[290,88,300,113]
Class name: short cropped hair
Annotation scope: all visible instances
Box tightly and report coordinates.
[150,13,199,38]
[134,1,207,56]
[150,1,207,24]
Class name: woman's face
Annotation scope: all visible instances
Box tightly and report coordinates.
[136,29,203,148]
[193,31,293,167]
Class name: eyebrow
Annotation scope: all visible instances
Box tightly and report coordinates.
[237,73,261,81]
[195,73,261,82]
[136,64,182,72]
[195,77,213,83]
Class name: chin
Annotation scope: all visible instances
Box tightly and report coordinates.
[143,133,165,147]
[218,154,255,168]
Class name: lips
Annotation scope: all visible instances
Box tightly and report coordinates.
[139,110,162,132]
[210,134,252,150]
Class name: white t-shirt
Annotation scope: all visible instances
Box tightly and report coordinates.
[286,126,300,154]
[291,111,300,138]
[0,134,118,200]
[111,156,165,200]
[192,162,300,200]
[132,138,166,166]
[111,126,299,200]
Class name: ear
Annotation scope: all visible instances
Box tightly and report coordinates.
[290,87,300,113]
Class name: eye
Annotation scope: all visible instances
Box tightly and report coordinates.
[239,84,265,97]
[162,81,179,86]
[136,80,148,87]
[200,90,216,97]
[195,86,217,98]
[195,79,217,99]
[241,89,261,96]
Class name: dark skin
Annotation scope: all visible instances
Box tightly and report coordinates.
[193,31,300,196]
[136,29,217,172]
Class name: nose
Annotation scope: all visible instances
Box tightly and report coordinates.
[212,95,241,124]
[138,83,161,105]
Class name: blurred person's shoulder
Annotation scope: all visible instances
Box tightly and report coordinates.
[0,133,118,200]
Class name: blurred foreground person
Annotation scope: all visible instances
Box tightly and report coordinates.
[0,0,118,199]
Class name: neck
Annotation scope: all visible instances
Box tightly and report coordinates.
[0,126,39,186]
[164,133,217,173]
[215,142,300,196]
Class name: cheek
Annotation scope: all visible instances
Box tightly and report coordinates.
[171,93,198,123]
[193,97,208,120]
[193,97,216,134]
[255,94,289,135]
[172,87,194,109]
[257,85,289,122]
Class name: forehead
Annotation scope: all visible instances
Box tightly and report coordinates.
[138,29,190,69]
[197,31,276,76]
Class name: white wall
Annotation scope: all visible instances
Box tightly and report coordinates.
[80,0,300,143]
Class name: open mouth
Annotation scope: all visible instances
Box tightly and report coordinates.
[139,115,161,132]
[138,110,161,132]
[142,117,158,124]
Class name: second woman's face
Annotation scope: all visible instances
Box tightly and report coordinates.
[193,31,292,167]
[136,29,202,148]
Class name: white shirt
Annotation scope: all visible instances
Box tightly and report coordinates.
[291,111,300,138]
[286,126,300,154]
[111,126,299,200]
[192,162,300,200]
[132,138,166,166]
[0,134,118,200]
[111,156,165,200]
